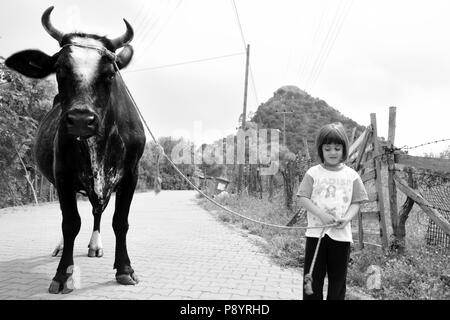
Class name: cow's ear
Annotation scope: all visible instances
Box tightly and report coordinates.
[5,50,56,78]
[115,45,133,69]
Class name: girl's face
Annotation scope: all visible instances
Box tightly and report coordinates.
[322,143,343,167]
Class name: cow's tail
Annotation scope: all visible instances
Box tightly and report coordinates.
[154,150,162,194]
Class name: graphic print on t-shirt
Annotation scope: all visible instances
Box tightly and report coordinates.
[312,176,352,219]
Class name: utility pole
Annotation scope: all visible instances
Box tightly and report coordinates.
[242,44,250,129]
[237,44,250,196]
[275,109,294,146]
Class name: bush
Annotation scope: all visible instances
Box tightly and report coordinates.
[347,245,449,300]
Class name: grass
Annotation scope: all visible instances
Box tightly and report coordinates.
[197,183,450,300]
[199,190,307,268]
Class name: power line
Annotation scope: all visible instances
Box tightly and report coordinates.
[133,1,173,64]
[304,0,346,90]
[134,0,168,47]
[135,0,183,65]
[230,0,260,106]
[142,0,183,51]
[123,52,245,74]
[131,0,152,33]
[297,1,328,87]
[231,0,247,47]
[133,1,161,45]
[309,0,354,90]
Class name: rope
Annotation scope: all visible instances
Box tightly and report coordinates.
[114,62,336,231]
[304,227,327,295]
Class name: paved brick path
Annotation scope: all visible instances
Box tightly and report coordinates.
[0,190,303,300]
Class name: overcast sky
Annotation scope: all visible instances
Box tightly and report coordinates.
[1,0,450,156]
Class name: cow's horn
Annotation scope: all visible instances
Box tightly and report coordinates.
[41,6,65,43]
[110,19,134,50]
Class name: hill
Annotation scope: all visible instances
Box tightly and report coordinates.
[251,85,366,156]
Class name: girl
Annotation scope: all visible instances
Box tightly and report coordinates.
[297,122,368,300]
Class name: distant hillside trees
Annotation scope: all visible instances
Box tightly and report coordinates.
[252,85,365,158]
[137,137,196,191]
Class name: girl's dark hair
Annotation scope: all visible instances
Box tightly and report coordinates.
[315,122,349,163]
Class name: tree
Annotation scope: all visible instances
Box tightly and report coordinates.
[0,59,56,207]
[279,145,297,210]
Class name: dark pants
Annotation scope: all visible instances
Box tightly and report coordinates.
[303,234,350,300]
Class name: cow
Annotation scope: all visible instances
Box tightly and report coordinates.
[5,6,146,294]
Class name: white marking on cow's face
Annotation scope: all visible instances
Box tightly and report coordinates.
[68,37,103,88]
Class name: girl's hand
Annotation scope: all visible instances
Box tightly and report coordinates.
[319,213,336,225]
[334,217,349,229]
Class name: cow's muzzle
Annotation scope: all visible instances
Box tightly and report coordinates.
[65,109,99,139]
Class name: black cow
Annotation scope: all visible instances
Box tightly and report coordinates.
[6,7,146,293]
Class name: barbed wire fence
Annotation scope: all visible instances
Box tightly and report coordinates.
[389,137,450,251]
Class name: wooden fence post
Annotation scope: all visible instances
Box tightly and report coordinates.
[302,137,310,161]
[370,113,389,249]
[387,106,399,245]
[355,128,371,250]
[394,168,415,253]
[350,127,357,145]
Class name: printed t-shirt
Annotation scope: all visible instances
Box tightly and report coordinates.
[297,164,368,242]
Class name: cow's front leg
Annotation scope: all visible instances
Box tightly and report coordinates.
[88,208,104,257]
[49,183,81,294]
[112,171,139,285]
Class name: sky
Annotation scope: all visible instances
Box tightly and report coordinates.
[1,0,450,156]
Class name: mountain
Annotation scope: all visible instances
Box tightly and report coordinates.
[251,85,366,156]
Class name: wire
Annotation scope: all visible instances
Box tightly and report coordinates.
[304,0,346,90]
[248,66,260,106]
[135,0,183,65]
[131,0,152,35]
[231,0,247,47]
[123,52,245,74]
[144,0,183,49]
[309,0,354,90]
[298,1,328,87]
[230,0,260,112]
[400,138,450,151]
[132,1,167,64]
[133,1,163,46]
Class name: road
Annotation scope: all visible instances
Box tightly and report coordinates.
[0,190,303,300]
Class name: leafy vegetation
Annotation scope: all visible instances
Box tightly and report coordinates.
[0,57,56,207]
[251,85,365,157]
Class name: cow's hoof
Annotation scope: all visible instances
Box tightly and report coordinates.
[115,266,139,285]
[88,248,104,258]
[116,273,139,285]
[48,280,62,294]
[48,266,75,294]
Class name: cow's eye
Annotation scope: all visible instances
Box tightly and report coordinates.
[105,73,115,82]
[56,66,64,77]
